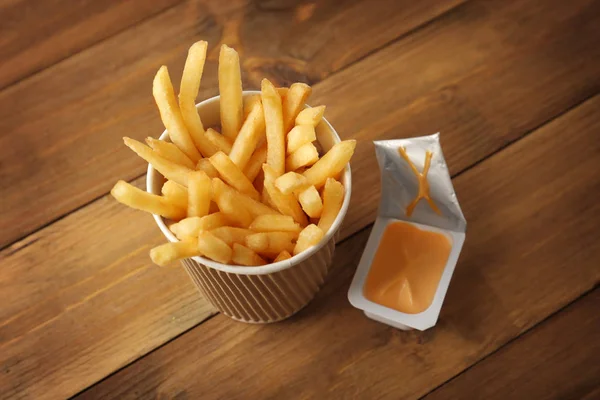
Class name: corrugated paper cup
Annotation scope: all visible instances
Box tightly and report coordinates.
[147,91,352,323]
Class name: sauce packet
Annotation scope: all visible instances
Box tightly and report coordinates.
[348,134,466,330]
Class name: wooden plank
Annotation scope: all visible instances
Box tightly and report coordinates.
[423,289,600,400]
[0,0,598,397]
[0,0,464,248]
[76,95,600,399]
[0,178,217,400]
[0,0,183,89]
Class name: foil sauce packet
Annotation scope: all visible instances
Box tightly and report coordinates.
[348,134,466,331]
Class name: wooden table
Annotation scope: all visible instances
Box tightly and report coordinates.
[1,0,599,398]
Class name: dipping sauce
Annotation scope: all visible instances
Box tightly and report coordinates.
[363,221,452,314]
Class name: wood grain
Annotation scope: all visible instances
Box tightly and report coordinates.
[77,95,600,400]
[0,179,217,400]
[1,1,599,397]
[0,0,463,248]
[424,289,600,400]
[0,0,182,89]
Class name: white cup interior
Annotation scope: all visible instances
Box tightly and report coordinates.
[147,91,352,275]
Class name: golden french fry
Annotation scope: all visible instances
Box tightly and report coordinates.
[261,78,285,176]
[243,94,261,120]
[145,137,195,169]
[124,137,192,186]
[285,142,319,171]
[198,231,232,264]
[229,101,265,170]
[214,189,254,227]
[293,224,324,255]
[249,214,302,234]
[150,239,200,267]
[277,87,289,100]
[196,158,220,179]
[170,213,231,239]
[219,45,243,141]
[205,128,233,154]
[287,125,316,155]
[318,178,345,234]
[282,83,312,132]
[212,178,279,218]
[295,105,325,127]
[243,144,267,182]
[232,243,267,266]
[153,66,201,161]
[111,180,185,220]
[188,171,212,218]
[273,250,292,262]
[261,185,276,209]
[274,172,309,195]
[179,41,219,158]
[303,140,356,188]
[263,164,308,226]
[210,226,253,247]
[298,185,323,218]
[161,180,188,210]
[210,151,260,200]
[246,232,296,256]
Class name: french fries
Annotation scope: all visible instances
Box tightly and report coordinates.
[273,250,292,262]
[295,105,325,127]
[196,158,220,179]
[293,224,324,255]
[123,137,192,186]
[286,142,319,171]
[170,213,231,239]
[219,45,243,141]
[212,178,278,218]
[229,101,265,170]
[277,87,289,99]
[282,83,312,133]
[243,144,268,183]
[246,232,296,256]
[153,66,201,162]
[261,79,286,176]
[113,41,355,267]
[214,189,254,227]
[303,140,356,188]
[161,180,188,210]
[263,164,308,226]
[206,128,233,154]
[179,41,219,158]
[249,214,302,234]
[210,151,260,200]
[298,185,323,218]
[210,226,253,247]
[274,172,309,195]
[243,94,261,120]
[198,231,232,264]
[111,180,185,220]
[150,240,201,267]
[146,137,195,169]
[232,243,267,266]
[287,125,316,155]
[188,171,212,218]
[318,178,345,234]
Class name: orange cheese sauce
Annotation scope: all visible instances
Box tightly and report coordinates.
[364,221,452,314]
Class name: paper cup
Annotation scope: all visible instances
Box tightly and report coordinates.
[147,91,352,323]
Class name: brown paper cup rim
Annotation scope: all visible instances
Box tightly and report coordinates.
[147,92,352,275]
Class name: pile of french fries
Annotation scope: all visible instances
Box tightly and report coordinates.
[111,41,356,267]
